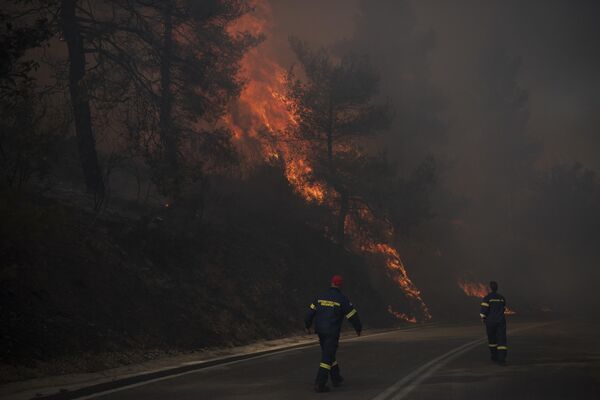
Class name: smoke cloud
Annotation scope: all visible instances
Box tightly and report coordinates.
[268,0,600,314]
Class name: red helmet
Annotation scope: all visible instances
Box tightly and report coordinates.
[331,275,343,287]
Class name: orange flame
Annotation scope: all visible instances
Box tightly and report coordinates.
[364,243,431,320]
[458,279,488,298]
[346,208,431,321]
[387,305,417,324]
[225,1,325,203]
[458,279,516,315]
[225,0,429,321]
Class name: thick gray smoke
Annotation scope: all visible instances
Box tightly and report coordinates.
[270,0,600,315]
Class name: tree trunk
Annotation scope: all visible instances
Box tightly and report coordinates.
[60,0,104,198]
[337,189,349,246]
[159,1,178,184]
[326,98,334,171]
[327,97,347,244]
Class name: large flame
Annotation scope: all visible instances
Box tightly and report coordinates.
[458,279,515,315]
[225,0,429,322]
[226,1,325,203]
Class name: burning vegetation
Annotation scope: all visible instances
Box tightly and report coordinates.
[3,0,600,386]
[225,2,326,203]
[458,279,489,298]
[225,0,429,322]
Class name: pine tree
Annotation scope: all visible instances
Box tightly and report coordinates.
[286,37,390,244]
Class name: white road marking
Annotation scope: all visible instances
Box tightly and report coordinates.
[371,322,551,400]
[40,322,546,400]
[370,338,485,400]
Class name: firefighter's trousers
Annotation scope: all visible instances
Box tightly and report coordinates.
[315,334,342,387]
[485,319,507,361]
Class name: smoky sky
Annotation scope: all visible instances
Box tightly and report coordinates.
[271,0,600,172]
[269,0,600,311]
[414,0,600,172]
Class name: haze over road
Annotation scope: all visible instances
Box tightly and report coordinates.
[41,319,599,400]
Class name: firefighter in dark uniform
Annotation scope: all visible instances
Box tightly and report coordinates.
[480,281,508,364]
[305,275,362,393]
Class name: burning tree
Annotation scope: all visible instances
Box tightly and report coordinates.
[224,1,431,322]
[285,37,391,245]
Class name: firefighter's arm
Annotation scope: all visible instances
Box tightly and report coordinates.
[480,296,490,320]
[344,300,362,335]
[304,300,317,332]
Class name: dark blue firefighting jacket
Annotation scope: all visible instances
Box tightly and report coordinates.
[305,286,362,336]
[480,291,506,323]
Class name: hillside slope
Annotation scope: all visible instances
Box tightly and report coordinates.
[0,177,399,383]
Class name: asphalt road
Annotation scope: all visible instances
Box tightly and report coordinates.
[70,319,600,400]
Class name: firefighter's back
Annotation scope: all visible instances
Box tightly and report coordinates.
[483,292,506,323]
[313,287,348,336]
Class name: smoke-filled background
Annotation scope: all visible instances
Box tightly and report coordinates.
[1,0,599,383]
[270,0,600,314]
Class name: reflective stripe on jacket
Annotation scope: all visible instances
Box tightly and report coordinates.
[305,287,362,336]
[480,292,506,323]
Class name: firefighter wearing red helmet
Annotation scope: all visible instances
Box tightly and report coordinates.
[305,275,362,393]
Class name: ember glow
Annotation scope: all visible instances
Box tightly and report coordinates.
[225,0,429,322]
[458,279,516,315]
